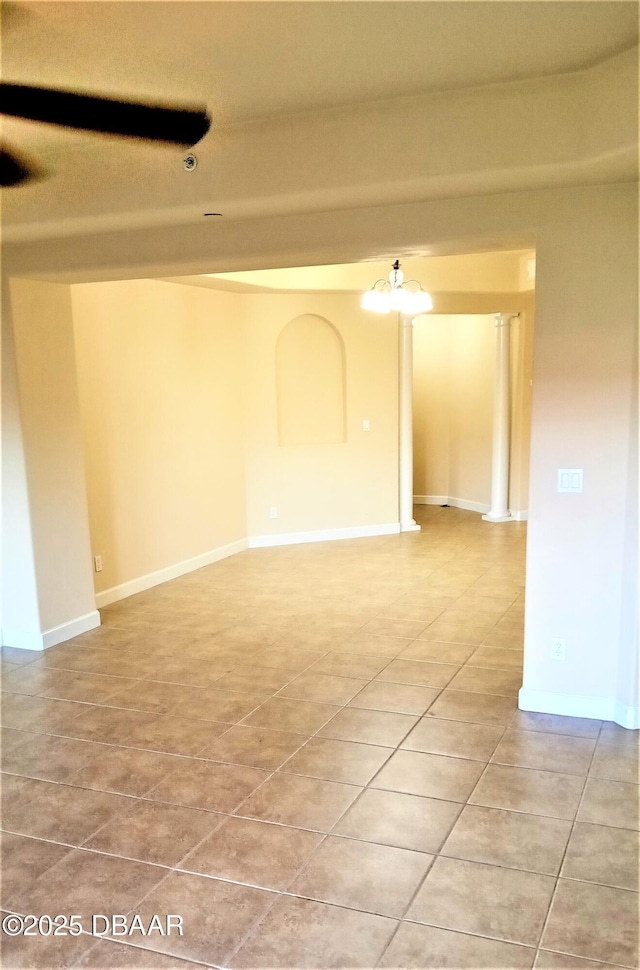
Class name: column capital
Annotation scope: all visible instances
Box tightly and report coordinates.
[494,312,518,327]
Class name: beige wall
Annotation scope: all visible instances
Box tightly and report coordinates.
[276,314,346,447]
[448,315,495,506]
[510,293,535,513]
[413,315,451,500]
[413,304,533,513]
[210,250,525,294]
[523,186,637,720]
[413,314,494,508]
[2,281,41,642]
[3,279,96,643]
[69,283,400,595]
[70,279,247,595]
[243,293,399,538]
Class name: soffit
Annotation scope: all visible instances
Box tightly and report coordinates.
[2,2,637,247]
[161,249,533,294]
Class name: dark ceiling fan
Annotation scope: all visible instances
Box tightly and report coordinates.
[0,81,211,186]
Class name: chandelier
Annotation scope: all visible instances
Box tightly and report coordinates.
[361,259,433,315]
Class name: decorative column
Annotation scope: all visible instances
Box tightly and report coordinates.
[483,313,517,522]
[399,313,420,532]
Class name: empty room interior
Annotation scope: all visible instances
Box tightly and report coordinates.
[1,2,638,969]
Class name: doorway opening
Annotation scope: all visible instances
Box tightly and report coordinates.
[412,306,533,524]
[65,248,534,614]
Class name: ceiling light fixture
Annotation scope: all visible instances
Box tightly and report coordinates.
[361,259,433,315]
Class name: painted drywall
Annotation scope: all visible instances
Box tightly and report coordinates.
[413,305,533,513]
[209,250,526,294]
[70,279,247,596]
[448,315,495,506]
[5,45,636,247]
[413,315,494,509]
[521,186,637,726]
[276,314,346,446]
[413,315,452,500]
[70,282,399,594]
[63,280,402,593]
[1,281,44,642]
[3,279,97,645]
[243,292,399,538]
[510,293,535,515]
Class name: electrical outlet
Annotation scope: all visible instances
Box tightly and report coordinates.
[363,419,370,432]
[269,507,278,519]
[93,555,103,573]
[551,637,566,661]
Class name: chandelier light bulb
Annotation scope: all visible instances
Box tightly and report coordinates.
[361,259,432,316]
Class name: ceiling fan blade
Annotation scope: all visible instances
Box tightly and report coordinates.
[0,82,210,147]
[0,143,40,186]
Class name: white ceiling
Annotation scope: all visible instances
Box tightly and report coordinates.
[3,0,638,155]
[2,1,637,264]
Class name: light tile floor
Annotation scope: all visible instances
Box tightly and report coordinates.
[1,506,638,969]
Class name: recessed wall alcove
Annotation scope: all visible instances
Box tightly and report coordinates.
[275,313,346,446]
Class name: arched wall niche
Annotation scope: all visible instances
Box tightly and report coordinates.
[275,313,346,446]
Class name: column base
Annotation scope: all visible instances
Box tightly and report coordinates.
[400,522,421,532]
[482,512,514,523]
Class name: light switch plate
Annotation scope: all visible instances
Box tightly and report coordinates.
[557,469,583,493]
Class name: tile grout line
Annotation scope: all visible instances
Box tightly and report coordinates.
[69,933,217,970]
[376,700,528,967]
[373,698,516,967]
[532,714,606,964]
[13,515,634,970]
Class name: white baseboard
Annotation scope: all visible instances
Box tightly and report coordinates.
[450,496,491,514]
[1,610,101,651]
[414,495,528,520]
[613,698,640,731]
[95,539,249,608]
[0,629,44,651]
[43,610,101,648]
[519,687,639,730]
[414,495,490,514]
[96,526,401,604]
[248,522,401,549]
